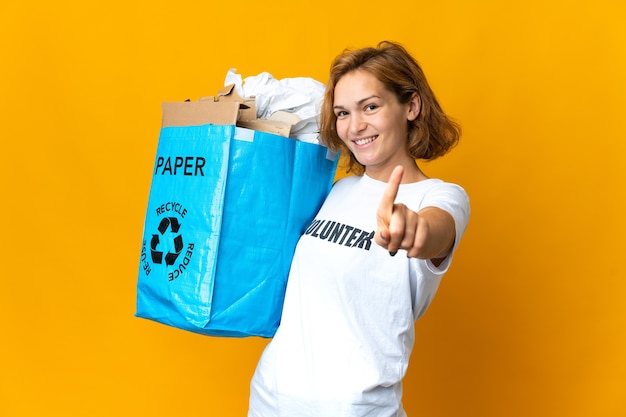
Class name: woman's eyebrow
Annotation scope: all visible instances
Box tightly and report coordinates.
[357,95,381,105]
[334,95,382,110]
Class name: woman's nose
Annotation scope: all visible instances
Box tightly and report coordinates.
[349,114,366,134]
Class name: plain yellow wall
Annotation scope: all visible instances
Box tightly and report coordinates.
[1,0,624,416]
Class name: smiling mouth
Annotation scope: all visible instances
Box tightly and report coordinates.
[354,135,378,146]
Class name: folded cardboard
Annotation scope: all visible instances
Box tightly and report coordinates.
[199,84,257,121]
[161,100,240,128]
[190,84,300,137]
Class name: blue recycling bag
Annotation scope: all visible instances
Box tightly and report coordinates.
[136,122,338,337]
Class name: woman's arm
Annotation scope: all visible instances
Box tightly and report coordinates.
[375,166,456,263]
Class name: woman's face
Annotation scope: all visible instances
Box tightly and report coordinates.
[333,70,419,181]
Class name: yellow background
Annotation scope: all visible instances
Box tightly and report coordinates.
[1,0,624,416]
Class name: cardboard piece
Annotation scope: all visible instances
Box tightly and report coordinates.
[199,84,257,121]
[192,84,301,138]
[236,114,295,137]
[161,101,240,128]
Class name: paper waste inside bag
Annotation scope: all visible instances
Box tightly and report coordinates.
[224,69,326,144]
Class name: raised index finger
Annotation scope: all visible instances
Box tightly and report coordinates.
[378,165,405,218]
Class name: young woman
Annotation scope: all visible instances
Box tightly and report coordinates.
[248,41,470,417]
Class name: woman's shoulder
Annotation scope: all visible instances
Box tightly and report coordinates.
[415,178,467,195]
[332,174,362,189]
[397,178,469,214]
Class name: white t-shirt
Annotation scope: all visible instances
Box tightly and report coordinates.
[249,174,470,417]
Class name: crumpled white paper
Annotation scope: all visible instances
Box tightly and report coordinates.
[224,69,326,144]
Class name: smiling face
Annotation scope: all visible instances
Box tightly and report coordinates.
[333,69,421,181]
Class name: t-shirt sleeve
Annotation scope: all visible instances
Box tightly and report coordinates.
[408,182,470,320]
[420,182,470,273]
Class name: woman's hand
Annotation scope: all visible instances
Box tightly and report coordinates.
[375,165,456,261]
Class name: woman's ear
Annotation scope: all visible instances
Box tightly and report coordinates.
[407,93,421,121]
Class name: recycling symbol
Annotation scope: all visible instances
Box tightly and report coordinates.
[151,217,183,266]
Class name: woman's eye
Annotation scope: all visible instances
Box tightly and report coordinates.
[336,110,348,117]
[365,104,378,111]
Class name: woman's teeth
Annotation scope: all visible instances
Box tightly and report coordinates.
[354,136,377,146]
